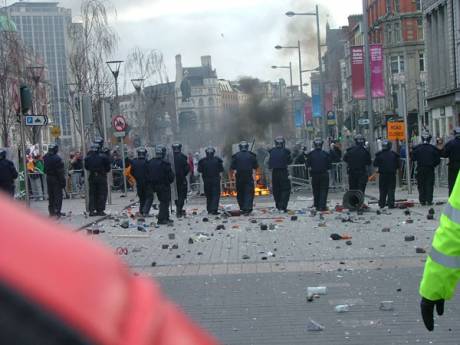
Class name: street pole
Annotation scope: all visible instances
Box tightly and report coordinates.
[102,101,112,205]
[115,77,128,197]
[316,5,327,140]
[79,92,89,212]
[297,40,303,96]
[289,62,293,98]
[362,0,376,157]
[417,85,424,140]
[19,114,30,207]
[401,83,412,194]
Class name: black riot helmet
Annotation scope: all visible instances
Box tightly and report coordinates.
[155,145,166,159]
[454,127,460,139]
[354,134,366,146]
[239,140,249,152]
[94,137,104,149]
[0,148,6,160]
[205,147,216,157]
[421,131,432,144]
[101,147,110,155]
[89,143,100,153]
[313,138,324,149]
[137,147,148,159]
[48,143,59,154]
[274,136,285,148]
[382,139,392,151]
[172,143,182,153]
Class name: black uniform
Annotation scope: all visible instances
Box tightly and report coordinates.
[43,153,66,216]
[306,149,332,211]
[173,152,190,217]
[268,147,292,211]
[0,158,18,196]
[198,156,224,214]
[231,151,258,214]
[84,151,111,215]
[373,150,400,208]
[130,157,148,215]
[343,146,372,194]
[441,137,460,196]
[146,158,175,223]
[413,143,441,205]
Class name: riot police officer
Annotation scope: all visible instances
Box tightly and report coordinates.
[198,147,224,215]
[84,143,111,216]
[343,134,372,195]
[230,141,258,215]
[131,147,149,216]
[0,149,18,196]
[43,144,66,217]
[306,138,332,211]
[268,136,292,212]
[373,140,400,209]
[441,127,460,195]
[146,145,175,225]
[172,143,190,218]
[413,132,441,205]
[94,137,104,151]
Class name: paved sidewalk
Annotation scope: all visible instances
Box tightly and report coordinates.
[29,191,136,229]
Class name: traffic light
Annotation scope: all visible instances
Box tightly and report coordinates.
[20,85,32,115]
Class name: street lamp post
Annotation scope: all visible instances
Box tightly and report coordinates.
[106,60,128,197]
[27,66,44,153]
[286,5,326,140]
[131,78,146,144]
[275,42,303,95]
[66,82,90,211]
[271,64,293,98]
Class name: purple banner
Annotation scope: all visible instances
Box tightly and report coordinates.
[351,46,365,100]
[370,44,385,98]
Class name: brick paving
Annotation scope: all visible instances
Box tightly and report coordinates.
[74,188,457,344]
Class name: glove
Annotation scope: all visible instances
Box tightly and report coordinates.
[420,297,444,331]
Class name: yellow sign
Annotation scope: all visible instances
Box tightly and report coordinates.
[387,121,405,140]
[50,126,61,138]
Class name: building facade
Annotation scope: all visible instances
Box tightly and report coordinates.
[423,0,460,138]
[367,0,425,139]
[5,2,73,147]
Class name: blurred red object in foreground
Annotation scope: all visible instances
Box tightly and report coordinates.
[0,196,219,345]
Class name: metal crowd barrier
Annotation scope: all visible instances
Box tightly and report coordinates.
[400,158,449,188]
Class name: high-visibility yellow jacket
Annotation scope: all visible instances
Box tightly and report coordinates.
[420,172,460,301]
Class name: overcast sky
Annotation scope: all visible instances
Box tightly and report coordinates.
[9,0,363,88]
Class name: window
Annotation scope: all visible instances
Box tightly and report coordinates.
[415,0,422,11]
[394,22,401,42]
[390,55,405,74]
[394,0,400,13]
[417,18,424,40]
[386,0,392,13]
[419,53,425,72]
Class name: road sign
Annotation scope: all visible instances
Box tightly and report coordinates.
[114,131,125,138]
[387,121,406,140]
[50,126,61,138]
[112,115,127,132]
[25,115,48,126]
[358,118,370,126]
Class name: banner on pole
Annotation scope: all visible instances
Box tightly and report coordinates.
[311,80,321,118]
[370,44,385,98]
[304,99,312,122]
[294,100,304,128]
[351,46,365,99]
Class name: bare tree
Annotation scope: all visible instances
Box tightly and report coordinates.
[124,47,169,145]
[67,0,118,144]
[0,29,26,147]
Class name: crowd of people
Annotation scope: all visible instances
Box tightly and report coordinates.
[0,127,459,222]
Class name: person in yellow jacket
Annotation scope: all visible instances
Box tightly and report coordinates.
[419,172,460,331]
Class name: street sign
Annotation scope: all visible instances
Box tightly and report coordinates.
[387,121,406,140]
[114,131,125,138]
[327,111,337,126]
[50,126,61,138]
[112,115,127,132]
[358,118,370,126]
[25,115,48,126]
